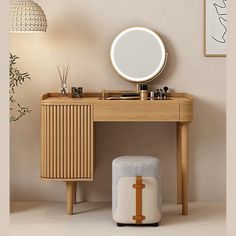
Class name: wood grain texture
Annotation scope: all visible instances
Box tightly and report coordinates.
[180,122,189,215]
[94,101,179,121]
[180,102,193,122]
[46,106,50,178]
[80,106,84,178]
[73,182,77,204]
[40,106,45,177]
[41,104,94,180]
[66,181,74,215]
[177,122,182,204]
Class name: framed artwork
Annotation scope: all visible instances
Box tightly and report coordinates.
[204,0,227,57]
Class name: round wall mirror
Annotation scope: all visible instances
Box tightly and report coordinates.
[110,27,167,84]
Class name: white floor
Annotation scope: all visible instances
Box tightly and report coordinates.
[10,202,226,236]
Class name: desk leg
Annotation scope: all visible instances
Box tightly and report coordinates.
[180,122,189,215]
[177,122,182,204]
[66,181,74,215]
[73,182,77,204]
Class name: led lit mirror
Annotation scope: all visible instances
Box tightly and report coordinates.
[110,27,167,84]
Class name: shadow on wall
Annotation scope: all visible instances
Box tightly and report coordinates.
[149,33,177,88]
[78,96,226,203]
[189,96,226,201]
[79,122,177,203]
[47,6,98,45]
[44,7,108,89]
[46,7,177,91]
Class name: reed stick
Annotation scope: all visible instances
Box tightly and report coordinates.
[65,65,70,83]
[57,66,63,84]
[57,65,70,84]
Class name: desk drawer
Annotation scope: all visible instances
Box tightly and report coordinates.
[94,102,179,121]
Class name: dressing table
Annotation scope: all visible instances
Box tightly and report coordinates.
[40,27,193,216]
[40,92,193,215]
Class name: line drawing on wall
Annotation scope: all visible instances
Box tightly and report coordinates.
[205,0,227,57]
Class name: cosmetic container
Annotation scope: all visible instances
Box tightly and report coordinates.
[139,84,148,100]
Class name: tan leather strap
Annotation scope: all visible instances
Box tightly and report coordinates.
[132,176,145,224]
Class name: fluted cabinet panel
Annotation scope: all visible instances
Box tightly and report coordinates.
[41,104,94,180]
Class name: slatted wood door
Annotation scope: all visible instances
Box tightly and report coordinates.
[41,104,94,180]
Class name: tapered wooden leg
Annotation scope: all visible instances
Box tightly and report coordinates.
[180,122,189,215]
[66,181,74,215]
[73,182,77,204]
[177,122,182,204]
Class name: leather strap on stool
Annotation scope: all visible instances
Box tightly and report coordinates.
[132,176,146,224]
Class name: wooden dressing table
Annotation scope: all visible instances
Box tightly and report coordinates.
[40,92,193,216]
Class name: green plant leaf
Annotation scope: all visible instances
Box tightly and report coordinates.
[9,53,31,123]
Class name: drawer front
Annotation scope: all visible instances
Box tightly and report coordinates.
[94,102,180,121]
[41,105,94,180]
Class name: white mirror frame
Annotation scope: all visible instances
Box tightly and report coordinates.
[110,27,167,84]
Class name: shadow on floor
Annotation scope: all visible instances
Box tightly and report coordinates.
[73,201,111,215]
[10,202,45,213]
[161,203,226,226]
[10,201,226,227]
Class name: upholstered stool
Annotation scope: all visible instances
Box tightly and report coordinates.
[112,156,161,226]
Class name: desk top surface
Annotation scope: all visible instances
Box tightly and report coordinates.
[41,92,193,105]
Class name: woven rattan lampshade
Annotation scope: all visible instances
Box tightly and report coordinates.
[10,0,47,32]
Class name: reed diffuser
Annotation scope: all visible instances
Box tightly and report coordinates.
[57,65,70,97]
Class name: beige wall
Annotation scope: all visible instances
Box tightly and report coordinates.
[10,0,226,202]
[227,0,236,235]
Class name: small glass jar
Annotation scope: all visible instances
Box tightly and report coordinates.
[60,82,68,97]
[71,87,83,98]
[139,84,148,100]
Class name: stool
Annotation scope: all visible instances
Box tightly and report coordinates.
[112,156,161,226]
